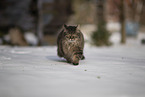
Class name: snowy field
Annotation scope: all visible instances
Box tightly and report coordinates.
[0,32,145,97]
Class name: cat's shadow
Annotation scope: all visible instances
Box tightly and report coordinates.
[46,55,67,63]
[46,55,85,65]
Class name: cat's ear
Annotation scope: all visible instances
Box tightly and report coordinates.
[75,24,80,29]
[63,24,68,32]
[64,24,68,29]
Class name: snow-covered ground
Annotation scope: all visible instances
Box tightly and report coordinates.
[0,32,145,97]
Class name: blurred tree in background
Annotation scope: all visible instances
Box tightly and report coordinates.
[92,0,111,46]
[0,0,145,46]
[107,0,145,44]
[120,0,126,44]
[0,0,73,46]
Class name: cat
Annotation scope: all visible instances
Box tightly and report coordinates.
[57,24,85,65]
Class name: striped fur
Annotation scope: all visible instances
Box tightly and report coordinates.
[57,24,85,65]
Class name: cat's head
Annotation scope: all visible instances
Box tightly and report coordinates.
[63,24,80,42]
[64,24,78,32]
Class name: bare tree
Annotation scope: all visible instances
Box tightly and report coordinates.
[120,0,126,44]
[126,0,144,23]
[37,0,43,45]
[111,0,126,44]
[92,0,111,46]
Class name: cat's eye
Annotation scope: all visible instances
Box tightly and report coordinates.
[74,36,77,38]
[72,36,77,38]
[65,36,69,38]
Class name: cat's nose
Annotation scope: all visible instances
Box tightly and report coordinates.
[70,39,74,41]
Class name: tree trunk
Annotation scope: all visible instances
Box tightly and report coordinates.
[120,0,126,44]
[37,0,43,45]
[91,0,111,46]
[96,0,106,29]
[135,0,144,23]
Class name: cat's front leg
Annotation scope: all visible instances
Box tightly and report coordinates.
[72,55,79,65]
[64,53,72,63]
[74,47,85,60]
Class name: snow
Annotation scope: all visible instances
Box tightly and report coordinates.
[24,32,38,46]
[0,32,145,97]
[107,22,121,32]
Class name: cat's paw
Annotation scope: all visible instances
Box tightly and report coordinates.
[57,52,63,57]
[72,55,79,66]
[73,63,79,66]
[81,55,85,60]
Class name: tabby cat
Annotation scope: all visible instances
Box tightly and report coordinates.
[57,24,85,65]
